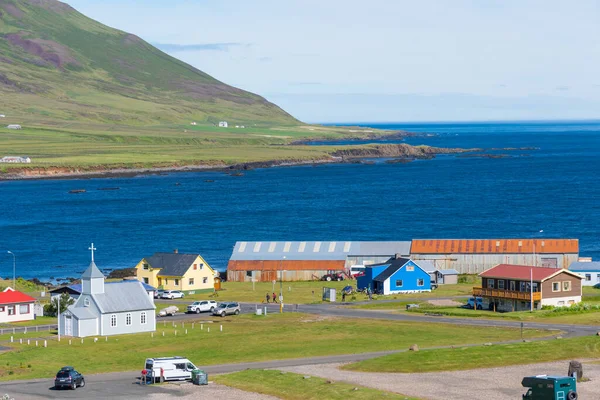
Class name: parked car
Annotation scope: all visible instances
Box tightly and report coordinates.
[154,290,164,299]
[158,306,179,317]
[321,272,344,281]
[466,297,483,310]
[161,290,184,299]
[187,300,217,314]
[54,366,85,390]
[212,302,241,317]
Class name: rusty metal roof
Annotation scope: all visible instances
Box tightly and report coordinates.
[411,239,579,254]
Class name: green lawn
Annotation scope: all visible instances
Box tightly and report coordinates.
[0,316,56,327]
[187,280,352,303]
[344,336,600,373]
[0,313,552,381]
[214,370,419,400]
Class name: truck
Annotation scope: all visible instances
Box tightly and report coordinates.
[186,300,217,314]
[158,306,179,317]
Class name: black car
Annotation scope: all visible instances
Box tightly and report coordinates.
[54,366,85,390]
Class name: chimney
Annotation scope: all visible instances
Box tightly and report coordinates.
[174,249,178,254]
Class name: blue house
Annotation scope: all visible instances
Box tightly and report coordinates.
[569,261,600,287]
[370,258,431,295]
[357,264,388,291]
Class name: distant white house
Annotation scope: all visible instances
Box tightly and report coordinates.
[218,121,228,128]
[0,114,5,118]
[7,124,21,130]
[190,122,197,126]
[0,156,31,163]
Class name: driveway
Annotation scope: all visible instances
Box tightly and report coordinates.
[280,360,600,400]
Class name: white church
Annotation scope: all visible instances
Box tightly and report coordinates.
[59,244,156,337]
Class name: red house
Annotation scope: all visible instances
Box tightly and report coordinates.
[473,264,583,312]
[0,288,36,323]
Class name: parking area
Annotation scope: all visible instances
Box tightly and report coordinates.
[1,374,278,400]
[279,360,600,400]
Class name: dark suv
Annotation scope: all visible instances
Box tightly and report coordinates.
[54,366,85,390]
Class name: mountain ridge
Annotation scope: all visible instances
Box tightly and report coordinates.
[0,0,297,125]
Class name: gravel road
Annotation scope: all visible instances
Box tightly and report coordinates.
[146,382,279,400]
[280,360,600,400]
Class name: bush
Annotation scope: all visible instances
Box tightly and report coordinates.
[43,293,75,316]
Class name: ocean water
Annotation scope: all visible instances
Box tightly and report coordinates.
[1,121,599,280]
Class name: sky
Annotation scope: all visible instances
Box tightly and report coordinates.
[65,0,600,123]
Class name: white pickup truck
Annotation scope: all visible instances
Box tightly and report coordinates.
[186,300,217,314]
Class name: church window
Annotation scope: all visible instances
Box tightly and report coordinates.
[110,314,117,327]
[126,313,132,326]
[141,312,147,324]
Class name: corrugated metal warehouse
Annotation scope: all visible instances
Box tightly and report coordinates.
[227,241,411,282]
[411,239,579,273]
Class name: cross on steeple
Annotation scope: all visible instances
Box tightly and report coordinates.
[89,243,97,262]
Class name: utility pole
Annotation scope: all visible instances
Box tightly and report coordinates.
[7,251,15,289]
[57,294,61,342]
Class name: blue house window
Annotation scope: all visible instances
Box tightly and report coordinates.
[395,280,403,287]
[417,279,424,287]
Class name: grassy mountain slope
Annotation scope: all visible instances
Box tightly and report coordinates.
[0,0,296,125]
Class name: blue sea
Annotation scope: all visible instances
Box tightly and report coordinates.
[1,121,599,280]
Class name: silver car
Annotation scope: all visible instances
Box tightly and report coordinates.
[212,302,241,317]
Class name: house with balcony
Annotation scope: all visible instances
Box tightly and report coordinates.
[474,264,583,312]
[135,250,215,293]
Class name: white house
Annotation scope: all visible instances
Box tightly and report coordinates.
[218,121,228,128]
[60,246,156,338]
[570,261,600,287]
[0,287,36,323]
[6,124,21,130]
[0,114,5,118]
[190,122,197,126]
[1,156,31,163]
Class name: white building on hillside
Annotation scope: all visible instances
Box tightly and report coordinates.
[7,124,21,130]
[0,156,31,163]
[218,121,228,128]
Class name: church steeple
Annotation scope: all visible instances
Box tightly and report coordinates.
[81,243,105,295]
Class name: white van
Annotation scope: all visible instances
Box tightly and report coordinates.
[144,357,198,382]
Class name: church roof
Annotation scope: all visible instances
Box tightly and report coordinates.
[67,307,96,320]
[81,261,105,279]
[93,281,155,313]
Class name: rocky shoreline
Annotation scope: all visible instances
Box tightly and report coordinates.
[0,144,535,181]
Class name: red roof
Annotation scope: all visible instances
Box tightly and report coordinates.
[479,264,581,282]
[0,289,36,305]
[411,239,579,254]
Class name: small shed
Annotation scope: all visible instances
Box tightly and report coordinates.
[7,124,21,129]
[214,276,222,291]
[434,269,459,285]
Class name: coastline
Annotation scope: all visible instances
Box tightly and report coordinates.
[0,144,537,182]
[0,143,482,181]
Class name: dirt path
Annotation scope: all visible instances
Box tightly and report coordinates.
[280,360,600,400]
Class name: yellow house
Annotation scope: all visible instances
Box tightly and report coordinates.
[135,250,215,293]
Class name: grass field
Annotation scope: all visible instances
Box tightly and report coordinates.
[0,313,552,381]
[344,336,600,373]
[188,280,352,303]
[214,370,419,400]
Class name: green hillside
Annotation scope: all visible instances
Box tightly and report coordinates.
[0,0,296,125]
